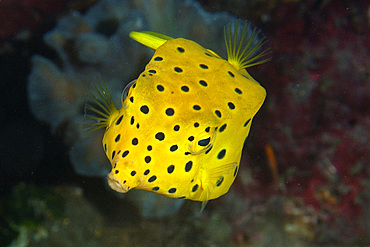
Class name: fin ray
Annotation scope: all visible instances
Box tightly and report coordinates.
[224,20,271,70]
[200,189,210,212]
[83,76,117,132]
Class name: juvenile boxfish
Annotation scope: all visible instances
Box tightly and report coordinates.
[85,20,271,210]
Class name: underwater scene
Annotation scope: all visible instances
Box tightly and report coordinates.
[0,0,368,246]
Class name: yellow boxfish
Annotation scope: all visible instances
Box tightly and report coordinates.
[85,20,271,210]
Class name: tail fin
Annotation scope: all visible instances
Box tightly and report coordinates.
[224,20,272,71]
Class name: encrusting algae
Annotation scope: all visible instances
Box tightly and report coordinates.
[85,20,271,210]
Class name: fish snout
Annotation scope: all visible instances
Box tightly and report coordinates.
[107,173,129,193]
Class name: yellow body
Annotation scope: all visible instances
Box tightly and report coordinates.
[85,21,270,208]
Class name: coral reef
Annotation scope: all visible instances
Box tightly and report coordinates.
[20,0,369,245]
[226,0,369,244]
[28,0,238,217]
[2,184,235,247]
[0,184,65,246]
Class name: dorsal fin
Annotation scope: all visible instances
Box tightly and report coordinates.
[224,20,271,71]
[83,77,118,132]
[129,31,173,50]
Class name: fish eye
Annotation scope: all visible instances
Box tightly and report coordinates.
[121,79,137,103]
[187,129,217,155]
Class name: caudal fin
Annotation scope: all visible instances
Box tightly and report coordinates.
[224,20,271,71]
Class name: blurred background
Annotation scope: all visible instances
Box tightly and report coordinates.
[0,0,368,246]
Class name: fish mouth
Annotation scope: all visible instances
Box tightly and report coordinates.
[107,173,128,193]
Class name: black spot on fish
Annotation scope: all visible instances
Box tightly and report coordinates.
[115,134,120,142]
[193,105,201,111]
[185,161,193,172]
[168,188,177,193]
[148,175,157,182]
[194,122,199,128]
[111,150,115,159]
[205,127,210,132]
[157,85,164,92]
[114,163,117,168]
[170,145,178,152]
[219,124,227,132]
[132,83,137,88]
[130,96,134,103]
[166,108,175,116]
[115,115,123,125]
[198,137,210,146]
[147,145,152,151]
[148,69,156,74]
[122,150,129,158]
[192,184,199,192]
[174,125,180,131]
[174,67,183,73]
[243,119,251,127]
[199,64,208,69]
[215,110,222,118]
[177,47,185,53]
[152,187,159,191]
[178,196,186,199]
[188,136,194,141]
[181,86,189,92]
[136,123,140,129]
[167,165,175,174]
[154,56,163,61]
[155,132,165,141]
[228,102,235,110]
[235,88,242,94]
[185,152,191,155]
[234,166,238,177]
[140,105,149,114]
[205,145,213,154]
[228,71,235,77]
[145,156,151,163]
[132,138,138,145]
[217,149,226,159]
[117,150,121,156]
[205,52,213,57]
[104,143,107,152]
[199,80,207,87]
[144,169,150,175]
[131,171,136,176]
[115,170,119,174]
[130,116,134,125]
[216,176,224,187]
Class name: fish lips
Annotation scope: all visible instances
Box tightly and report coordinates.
[107,173,129,193]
